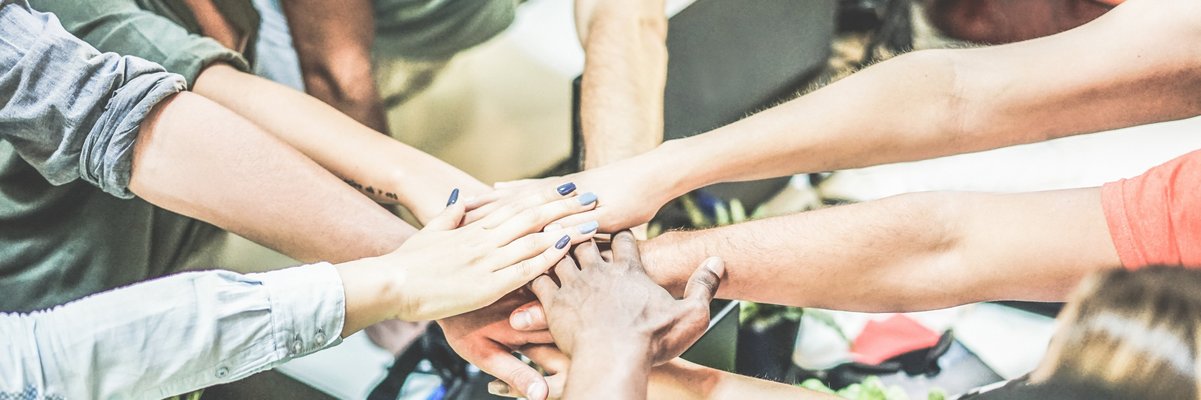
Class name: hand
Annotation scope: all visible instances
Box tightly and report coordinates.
[528,231,724,364]
[439,291,555,400]
[488,345,570,399]
[382,186,600,321]
[464,159,673,232]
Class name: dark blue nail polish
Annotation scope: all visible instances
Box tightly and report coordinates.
[446,188,459,206]
[556,182,576,196]
[578,192,597,206]
[554,235,571,249]
[578,221,599,234]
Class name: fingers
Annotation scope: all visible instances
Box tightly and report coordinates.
[489,345,569,399]
[553,256,580,284]
[510,301,550,331]
[490,221,597,271]
[476,343,550,400]
[682,257,724,306]
[491,234,585,293]
[490,194,598,245]
[610,230,640,265]
[423,203,467,231]
[473,183,581,229]
[528,276,559,306]
[545,209,605,232]
[571,240,605,268]
[493,178,543,189]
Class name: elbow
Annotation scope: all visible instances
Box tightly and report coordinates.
[889,49,980,150]
[298,54,379,108]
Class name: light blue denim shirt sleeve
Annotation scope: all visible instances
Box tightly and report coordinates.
[0,0,186,199]
[0,263,346,399]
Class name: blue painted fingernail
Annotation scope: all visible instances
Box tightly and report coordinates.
[446,188,459,206]
[578,221,599,234]
[554,235,571,249]
[556,182,576,196]
[578,192,597,206]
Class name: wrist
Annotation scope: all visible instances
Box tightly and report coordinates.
[575,338,653,369]
[640,232,694,297]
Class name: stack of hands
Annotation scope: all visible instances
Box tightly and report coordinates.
[372,179,723,400]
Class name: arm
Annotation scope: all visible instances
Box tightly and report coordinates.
[0,191,598,399]
[574,0,668,168]
[641,189,1122,312]
[478,0,1201,231]
[279,0,390,133]
[651,0,1201,194]
[192,63,488,223]
[0,2,407,263]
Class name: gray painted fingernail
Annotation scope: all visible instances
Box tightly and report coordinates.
[446,188,459,206]
[554,235,571,249]
[578,192,597,206]
[578,221,598,234]
[556,182,576,196]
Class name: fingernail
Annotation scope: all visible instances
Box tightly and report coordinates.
[704,256,724,275]
[578,221,598,234]
[556,182,576,196]
[554,235,571,249]
[543,223,563,233]
[526,383,547,400]
[446,188,460,206]
[578,192,597,206]
[512,310,532,329]
[487,380,510,395]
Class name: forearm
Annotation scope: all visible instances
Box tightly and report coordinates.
[648,359,840,400]
[642,0,1201,200]
[577,0,668,168]
[642,189,1120,312]
[281,0,389,133]
[192,64,487,222]
[565,344,652,400]
[130,92,413,263]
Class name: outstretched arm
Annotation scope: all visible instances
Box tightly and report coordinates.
[478,0,1201,232]
[641,188,1121,312]
[574,0,668,168]
[192,63,489,223]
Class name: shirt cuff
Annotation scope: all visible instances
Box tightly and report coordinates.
[251,263,346,361]
[79,67,186,199]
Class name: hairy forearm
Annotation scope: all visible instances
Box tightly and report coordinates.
[644,0,1201,200]
[577,0,668,168]
[192,64,488,222]
[566,344,652,400]
[130,92,413,263]
[642,189,1120,312]
[281,0,389,133]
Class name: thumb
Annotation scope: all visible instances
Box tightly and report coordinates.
[424,203,466,231]
[510,301,549,331]
[682,257,724,305]
[480,347,549,400]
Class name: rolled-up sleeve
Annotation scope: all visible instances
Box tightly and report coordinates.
[0,1,186,198]
[0,263,346,399]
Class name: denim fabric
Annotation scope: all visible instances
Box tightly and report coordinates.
[0,1,213,312]
[0,263,345,399]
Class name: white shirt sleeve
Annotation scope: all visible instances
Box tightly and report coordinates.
[0,263,346,400]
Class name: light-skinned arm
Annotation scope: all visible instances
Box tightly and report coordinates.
[574,0,668,169]
[475,0,1201,231]
[191,63,488,223]
[639,189,1122,312]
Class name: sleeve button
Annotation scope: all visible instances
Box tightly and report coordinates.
[290,334,304,354]
[216,366,229,378]
[314,329,326,344]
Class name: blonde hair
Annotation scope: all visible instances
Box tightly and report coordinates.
[1032,266,1201,399]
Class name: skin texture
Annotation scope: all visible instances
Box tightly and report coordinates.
[525,232,724,400]
[130,92,410,263]
[511,189,1121,328]
[336,191,598,337]
[192,63,489,224]
[480,0,1201,232]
